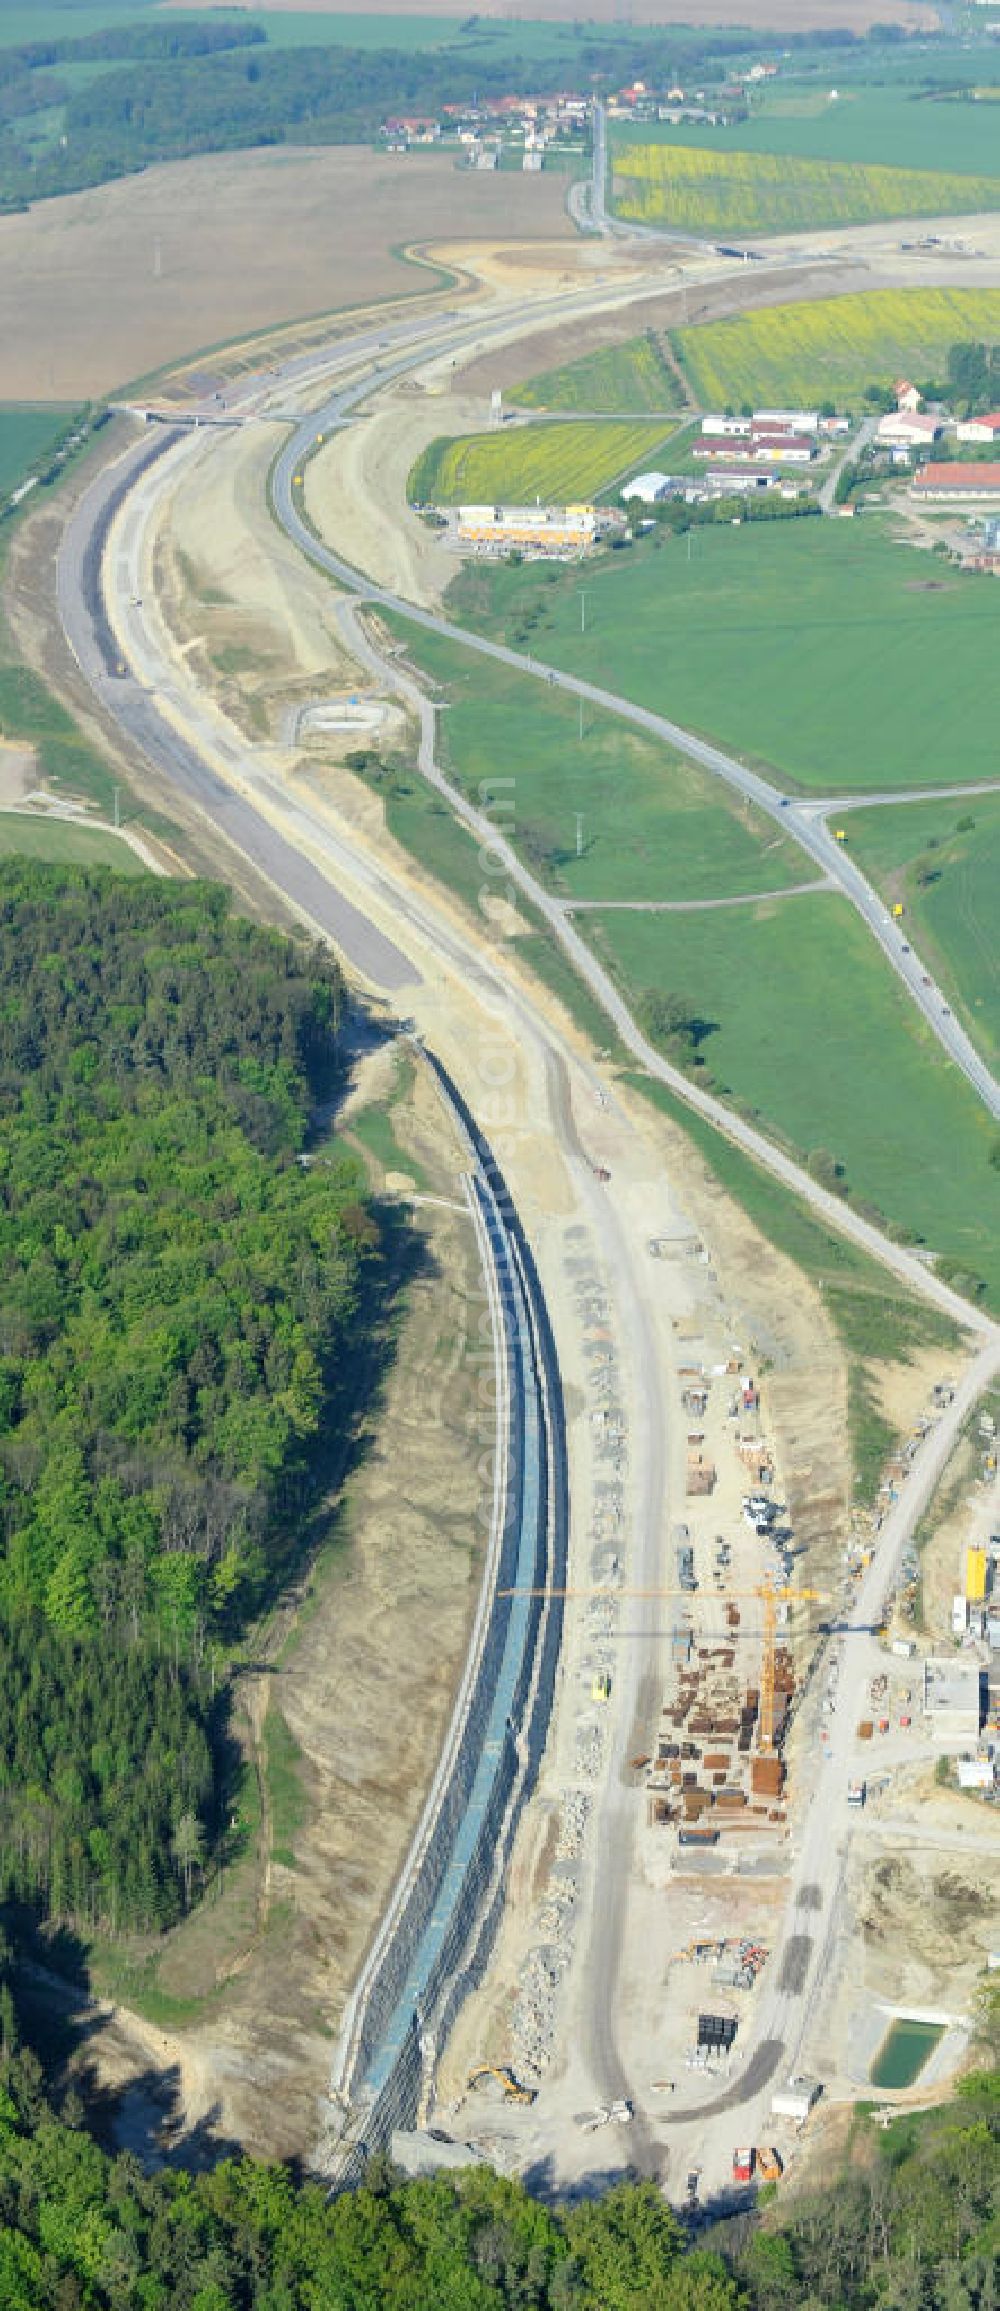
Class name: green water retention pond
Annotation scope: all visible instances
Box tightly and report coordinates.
[870,2018,945,2090]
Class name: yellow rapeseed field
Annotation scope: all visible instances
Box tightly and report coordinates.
[408,420,673,506]
[673,286,1000,410]
[614,142,1000,236]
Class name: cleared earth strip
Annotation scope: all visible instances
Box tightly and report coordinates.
[319,1058,567,2176]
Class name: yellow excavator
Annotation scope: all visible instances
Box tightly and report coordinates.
[467,2065,537,2105]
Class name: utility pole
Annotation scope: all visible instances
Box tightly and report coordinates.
[578,589,587,634]
[113,785,120,829]
[578,694,584,744]
[576,811,584,856]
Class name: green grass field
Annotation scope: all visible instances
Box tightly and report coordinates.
[446,521,1000,795]
[0,3,154,44]
[0,659,121,815]
[390,618,807,902]
[347,1054,432,1193]
[845,791,1000,1069]
[673,286,1000,413]
[611,85,1000,181]
[340,719,630,1058]
[358,613,990,1396]
[515,334,680,415]
[0,404,79,500]
[201,10,609,60]
[342,606,993,1397]
[592,894,1000,1307]
[612,140,1000,238]
[407,421,673,508]
[263,1702,307,1872]
[0,4,532,54]
[0,812,145,869]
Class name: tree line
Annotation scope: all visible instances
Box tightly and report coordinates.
[0,864,382,1932]
[0,14,939,213]
[0,1944,994,2310]
[863,342,1000,417]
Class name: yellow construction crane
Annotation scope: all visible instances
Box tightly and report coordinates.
[499,1583,824,1758]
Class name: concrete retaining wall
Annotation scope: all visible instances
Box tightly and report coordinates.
[319,1056,567,2177]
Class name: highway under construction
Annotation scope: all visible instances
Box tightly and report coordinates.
[49,244,1000,2206]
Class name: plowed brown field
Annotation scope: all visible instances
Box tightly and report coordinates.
[0,145,572,399]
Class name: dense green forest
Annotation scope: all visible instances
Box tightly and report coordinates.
[946,341,1000,416]
[0,1944,995,2311]
[0,13,905,212]
[0,864,380,1931]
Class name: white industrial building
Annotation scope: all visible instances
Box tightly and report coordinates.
[877,410,942,448]
[771,2075,822,2122]
[956,1751,997,1791]
[755,408,820,435]
[923,1657,984,1742]
[621,470,672,504]
[913,462,1000,501]
[699,468,784,495]
[701,409,819,438]
[956,412,1000,443]
[455,502,601,555]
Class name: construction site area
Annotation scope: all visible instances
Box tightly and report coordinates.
[637,1339,803,1844]
[26,222,999,2204]
[435,1241,997,2199]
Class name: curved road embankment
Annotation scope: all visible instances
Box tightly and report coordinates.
[57,428,418,992]
[322,1059,567,2171]
[58,403,574,2173]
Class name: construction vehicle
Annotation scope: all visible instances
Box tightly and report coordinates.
[757,2147,783,2183]
[592,1672,612,1703]
[467,2065,536,2105]
[847,1779,866,1806]
[733,2146,755,2184]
